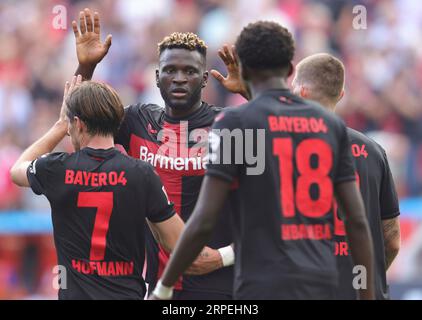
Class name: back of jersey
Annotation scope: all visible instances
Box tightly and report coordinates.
[334,128,400,299]
[207,89,356,299]
[27,147,174,299]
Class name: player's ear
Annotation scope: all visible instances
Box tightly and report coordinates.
[338,89,345,102]
[287,62,294,78]
[155,69,160,88]
[202,71,209,88]
[300,86,309,99]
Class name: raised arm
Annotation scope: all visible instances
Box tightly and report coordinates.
[72,8,112,80]
[10,76,81,187]
[335,181,375,300]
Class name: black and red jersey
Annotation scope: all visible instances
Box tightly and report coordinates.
[334,128,400,300]
[27,147,175,299]
[115,102,234,295]
[206,89,356,299]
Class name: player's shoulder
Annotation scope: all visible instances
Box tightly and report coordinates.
[212,103,247,128]
[125,102,165,120]
[203,102,224,114]
[30,152,71,175]
[117,151,155,172]
[38,151,71,164]
[347,128,386,157]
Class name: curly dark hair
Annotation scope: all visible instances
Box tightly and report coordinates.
[235,21,295,71]
[158,32,207,58]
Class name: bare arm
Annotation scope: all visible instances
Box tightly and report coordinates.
[150,175,231,299]
[10,76,81,187]
[72,8,112,80]
[382,217,400,270]
[148,212,226,276]
[335,180,375,300]
[148,214,184,254]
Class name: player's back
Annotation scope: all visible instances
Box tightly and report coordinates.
[334,128,400,299]
[28,147,174,299]
[208,88,356,299]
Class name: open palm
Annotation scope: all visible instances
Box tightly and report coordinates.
[72,8,112,66]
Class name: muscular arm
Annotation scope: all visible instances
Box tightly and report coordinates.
[382,217,400,270]
[148,214,185,254]
[157,176,231,289]
[335,180,375,300]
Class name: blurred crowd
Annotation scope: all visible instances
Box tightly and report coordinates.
[0,0,422,298]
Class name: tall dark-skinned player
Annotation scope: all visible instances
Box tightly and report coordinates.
[71,8,235,299]
[291,53,400,299]
[151,21,375,300]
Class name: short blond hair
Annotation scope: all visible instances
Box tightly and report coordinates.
[295,53,345,103]
[158,32,207,57]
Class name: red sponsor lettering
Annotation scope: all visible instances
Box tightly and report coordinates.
[268,116,328,133]
[64,170,127,187]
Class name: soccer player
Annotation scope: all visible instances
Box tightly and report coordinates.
[10,76,193,299]
[150,21,375,300]
[291,53,401,299]
[71,9,235,299]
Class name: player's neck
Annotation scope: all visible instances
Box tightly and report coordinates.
[82,135,115,150]
[249,77,289,99]
[165,100,202,119]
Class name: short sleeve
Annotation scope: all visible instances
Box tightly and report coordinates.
[145,165,176,223]
[379,149,400,220]
[26,152,66,196]
[334,121,356,184]
[206,110,242,183]
[115,105,134,152]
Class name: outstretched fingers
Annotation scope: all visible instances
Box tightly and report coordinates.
[84,8,93,33]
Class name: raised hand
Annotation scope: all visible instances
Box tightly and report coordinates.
[59,75,82,122]
[72,8,112,67]
[211,45,250,100]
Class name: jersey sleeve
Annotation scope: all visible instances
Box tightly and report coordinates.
[115,105,135,152]
[334,121,356,184]
[26,152,66,196]
[145,164,176,223]
[379,149,400,220]
[205,110,242,183]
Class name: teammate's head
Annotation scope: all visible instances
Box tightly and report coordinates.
[235,21,295,85]
[292,53,345,110]
[156,32,209,112]
[66,81,124,150]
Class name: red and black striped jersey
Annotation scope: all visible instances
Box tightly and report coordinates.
[115,102,234,295]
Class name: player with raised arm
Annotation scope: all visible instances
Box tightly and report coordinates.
[150,21,375,300]
[291,53,400,299]
[9,76,204,299]
[71,8,236,300]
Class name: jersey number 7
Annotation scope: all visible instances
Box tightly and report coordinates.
[77,192,114,261]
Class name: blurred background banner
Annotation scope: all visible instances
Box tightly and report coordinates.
[0,0,421,299]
